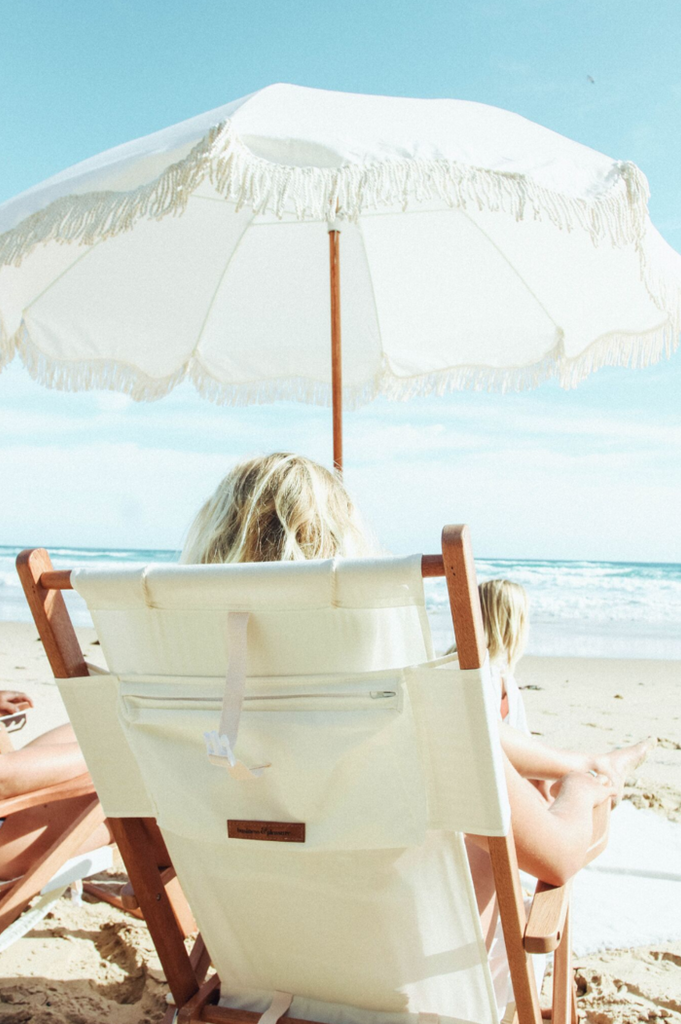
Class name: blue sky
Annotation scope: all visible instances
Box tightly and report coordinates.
[1,0,680,561]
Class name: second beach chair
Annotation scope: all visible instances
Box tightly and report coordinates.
[17,526,607,1024]
[0,710,114,950]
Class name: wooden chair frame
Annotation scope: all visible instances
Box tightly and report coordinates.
[0,772,105,934]
[15,526,601,1024]
[3,553,200,949]
[0,700,121,934]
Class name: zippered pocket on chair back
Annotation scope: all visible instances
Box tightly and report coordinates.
[118,669,427,851]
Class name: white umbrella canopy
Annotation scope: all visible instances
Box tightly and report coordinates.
[1,83,680,465]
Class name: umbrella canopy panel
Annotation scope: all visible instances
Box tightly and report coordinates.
[1,83,679,407]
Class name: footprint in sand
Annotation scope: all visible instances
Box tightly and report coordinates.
[656,738,681,751]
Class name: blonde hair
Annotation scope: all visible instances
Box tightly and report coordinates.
[478,579,529,673]
[181,453,370,564]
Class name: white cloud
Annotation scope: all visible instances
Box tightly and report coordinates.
[1,359,680,562]
[348,445,681,563]
[1,404,680,562]
[0,443,236,551]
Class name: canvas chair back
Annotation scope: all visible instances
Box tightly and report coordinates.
[58,555,512,1024]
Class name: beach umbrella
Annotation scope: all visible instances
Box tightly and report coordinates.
[1,83,679,472]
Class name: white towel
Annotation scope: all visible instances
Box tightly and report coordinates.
[571,802,681,955]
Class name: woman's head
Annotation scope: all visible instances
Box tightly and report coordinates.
[181,452,369,564]
[478,579,529,673]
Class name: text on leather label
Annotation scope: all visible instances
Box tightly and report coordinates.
[227,820,306,843]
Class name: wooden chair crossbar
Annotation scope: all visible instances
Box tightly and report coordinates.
[16,527,593,1024]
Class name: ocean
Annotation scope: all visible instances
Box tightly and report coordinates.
[1,545,680,660]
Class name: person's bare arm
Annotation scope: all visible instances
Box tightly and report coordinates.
[500,723,590,780]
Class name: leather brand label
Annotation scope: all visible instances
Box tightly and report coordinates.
[227,820,306,843]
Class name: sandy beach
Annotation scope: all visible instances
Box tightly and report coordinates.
[0,622,679,1023]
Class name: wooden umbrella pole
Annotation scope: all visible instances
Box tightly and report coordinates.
[328,226,343,475]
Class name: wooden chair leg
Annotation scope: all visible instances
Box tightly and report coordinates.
[489,836,543,1024]
[551,907,574,1024]
[188,933,212,984]
[443,526,542,1024]
[163,935,213,1024]
[109,817,200,1010]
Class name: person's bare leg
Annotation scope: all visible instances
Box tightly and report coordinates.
[0,742,89,800]
[0,794,113,879]
[592,739,655,801]
[26,724,77,748]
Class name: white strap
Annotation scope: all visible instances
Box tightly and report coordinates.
[219,611,250,746]
[204,611,270,779]
[258,991,293,1024]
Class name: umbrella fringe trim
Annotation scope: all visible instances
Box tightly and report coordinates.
[5,317,677,409]
[9,326,189,402]
[0,126,222,268]
[0,118,653,269]
[556,321,679,388]
[638,234,681,334]
[378,320,679,398]
[210,122,651,250]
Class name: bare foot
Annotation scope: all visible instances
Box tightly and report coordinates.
[592,738,656,804]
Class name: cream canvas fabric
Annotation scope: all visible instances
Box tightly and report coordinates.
[114,658,509,850]
[60,555,514,1023]
[2,84,679,403]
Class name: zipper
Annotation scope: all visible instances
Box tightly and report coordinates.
[123,690,396,703]
[245,690,396,702]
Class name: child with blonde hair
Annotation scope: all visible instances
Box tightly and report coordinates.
[478,578,531,734]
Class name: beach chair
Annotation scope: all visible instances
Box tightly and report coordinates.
[16,527,609,1024]
[4,551,200,957]
[0,665,141,949]
[0,736,114,949]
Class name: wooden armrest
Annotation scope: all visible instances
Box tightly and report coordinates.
[0,773,95,816]
[524,799,611,955]
[524,878,571,954]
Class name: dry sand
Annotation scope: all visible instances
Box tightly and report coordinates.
[0,623,679,1023]
[517,657,681,1021]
